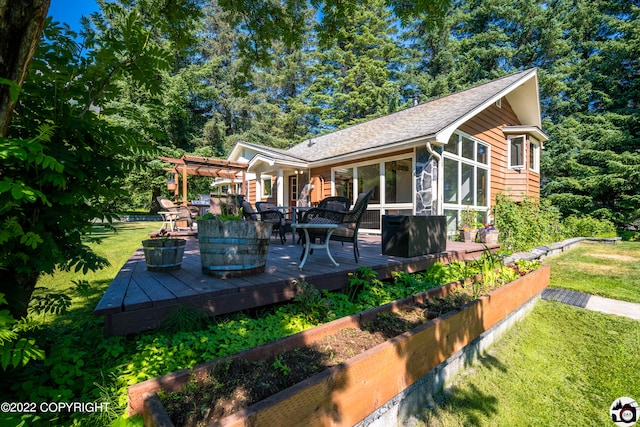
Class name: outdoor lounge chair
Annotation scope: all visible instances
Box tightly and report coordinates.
[255,202,293,244]
[299,189,374,262]
[157,196,195,230]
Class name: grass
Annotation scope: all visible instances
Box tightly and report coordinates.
[545,241,640,303]
[416,301,640,426]
[417,242,640,426]
[32,222,161,323]
[1,222,160,427]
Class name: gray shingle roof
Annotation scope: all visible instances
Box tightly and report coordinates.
[285,69,536,162]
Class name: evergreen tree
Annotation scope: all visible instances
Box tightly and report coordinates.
[541,0,640,224]
[303,0,405,131]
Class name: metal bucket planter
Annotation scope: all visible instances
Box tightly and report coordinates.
[197,220,273,278]
[142,239,186,272]
[130,265,550,426]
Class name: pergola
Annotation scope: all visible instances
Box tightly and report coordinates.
[160,155,248,204]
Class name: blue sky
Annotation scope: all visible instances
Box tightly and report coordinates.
[48,0,99,31]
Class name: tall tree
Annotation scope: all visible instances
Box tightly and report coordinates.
[0,0,201,318]
[304,0,404,131]
[541,0,640,224]
[0,0,50,136]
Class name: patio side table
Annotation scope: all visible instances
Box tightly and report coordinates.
[158,211,178,232]
[292,223,339,269]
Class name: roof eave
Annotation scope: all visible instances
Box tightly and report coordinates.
[309,135,432,168]
[502,125,550,142]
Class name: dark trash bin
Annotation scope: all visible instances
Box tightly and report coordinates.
[382,215,447,257]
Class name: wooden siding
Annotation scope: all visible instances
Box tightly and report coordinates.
[459,99,540,203]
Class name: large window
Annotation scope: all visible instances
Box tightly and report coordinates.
[443,132,490,235]
[385,159,412,203]
[508,135,525,169]
[332,155,413,233]
[357,164,380,203]
[529,136,540,172]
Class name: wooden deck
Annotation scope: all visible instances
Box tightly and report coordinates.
[94,235,497,336]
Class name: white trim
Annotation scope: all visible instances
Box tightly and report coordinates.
[261,176,273,198]
[502,125,549,144]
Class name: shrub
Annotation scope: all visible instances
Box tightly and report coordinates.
[493,194,563,253]
[560,215,617,238]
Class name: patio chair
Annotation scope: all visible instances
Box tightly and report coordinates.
[317,196,351,212]
[209,194,257,221]
[255,202,293,244]
[157,196,195,230]
[300,189,374,262]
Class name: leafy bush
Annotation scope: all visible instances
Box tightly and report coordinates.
[560,215,617,238]
[494,194,563,252]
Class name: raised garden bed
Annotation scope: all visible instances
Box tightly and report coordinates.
[129,264,550,426]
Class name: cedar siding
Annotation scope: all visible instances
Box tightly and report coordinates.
[459,99,540,203]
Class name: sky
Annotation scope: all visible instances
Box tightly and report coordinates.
[48,0,99,31]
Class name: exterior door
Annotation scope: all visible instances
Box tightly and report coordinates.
[289,175,298,207]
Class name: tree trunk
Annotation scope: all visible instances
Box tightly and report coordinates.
[0,268,39,319]
[0,0,50,137]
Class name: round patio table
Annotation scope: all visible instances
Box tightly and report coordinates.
[292,223,339,270]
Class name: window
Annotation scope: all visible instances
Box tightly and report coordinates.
[384,159,412,203]
[529,136,540,172]
[334,167,353,200]
[262,177,272,198]
[508,135,525,169]
[443,132,490,236]
[357,164,380,203]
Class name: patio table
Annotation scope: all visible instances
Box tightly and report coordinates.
[158,211,178,231]
[292,222,339,269]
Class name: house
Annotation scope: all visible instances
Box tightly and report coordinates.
[219,68,549,236]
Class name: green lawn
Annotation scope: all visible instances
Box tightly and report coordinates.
[417,242,640,426]
[33,222,161,322]
[545,242,640,303]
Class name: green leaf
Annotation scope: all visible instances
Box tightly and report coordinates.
[0,78,21,102]
[19,232,43,250]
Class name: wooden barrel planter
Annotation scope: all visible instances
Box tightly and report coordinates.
[197,220,273,278]
[141,239,186,272]
[130,265,550,426]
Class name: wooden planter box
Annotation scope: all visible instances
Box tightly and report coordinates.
[459,228,478,243]
[131,265,550,426]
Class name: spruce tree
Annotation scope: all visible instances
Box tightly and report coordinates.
[303,0,404,131]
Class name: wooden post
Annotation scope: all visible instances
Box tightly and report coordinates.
[182,164,188,204]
